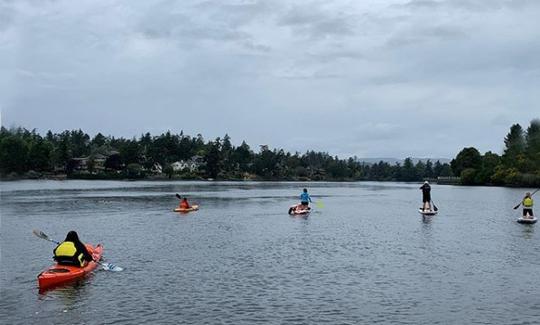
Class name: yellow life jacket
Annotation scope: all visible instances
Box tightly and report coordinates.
[54,241,85,267]
[523,197,533,208]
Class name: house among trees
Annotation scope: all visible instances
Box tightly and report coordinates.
[67,151,121,173]
[171,156,204,173]
[150,163,162,174]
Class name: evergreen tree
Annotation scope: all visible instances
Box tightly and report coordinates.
[400,158,418,181]
[0,135,28,173]
[525,119,540,172]
[502,124,525,167]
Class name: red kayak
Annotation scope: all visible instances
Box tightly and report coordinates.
[38,243,103,290]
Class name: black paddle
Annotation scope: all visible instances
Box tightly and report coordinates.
[175,193,182,200]
[32,229,123,272]
[513,188,540,209]
[431,200,438,212]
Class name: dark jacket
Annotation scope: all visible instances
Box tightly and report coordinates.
[53,231,93,266]
[420,184,431,202]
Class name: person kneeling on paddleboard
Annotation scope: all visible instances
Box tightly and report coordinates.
[179,197,191,210]
[522,192,534,219]
[300,188,312,209]
[420,181,432,211]
[53,231,93,267]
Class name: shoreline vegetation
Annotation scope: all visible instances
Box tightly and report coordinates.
[0,119,538,187]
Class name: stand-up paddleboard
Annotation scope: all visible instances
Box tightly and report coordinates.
[517,216,537,224]
[174,205,199,213]
[419,208,437,216]
[289,205,310,216]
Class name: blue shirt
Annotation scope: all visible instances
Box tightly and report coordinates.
[300,192,312,202]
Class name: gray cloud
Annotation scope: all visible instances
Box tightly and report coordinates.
[399,0,540,11]
[2,0,540,159]
[278,3,356,39]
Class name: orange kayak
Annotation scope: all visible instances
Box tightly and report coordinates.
[174,205,199,213]
[38,243,103,290]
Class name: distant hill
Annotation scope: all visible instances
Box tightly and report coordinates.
[356,158,452,165]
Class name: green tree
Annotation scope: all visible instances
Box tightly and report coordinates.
[424,160,434,178]
[120,139,141,165]
[205,140,222,179]
[525,119,540,172]
[0,136,28,173]
[474,151,500,184]
[92,133,107,148]
[439,163,453,177]
[460,168,477,185]
[400,158,418,181]
[27,138,52,171]
[415,160,426,179]
[232,141,252,172]
[502,124,525,167]
[451,147,482,176]
[126,163,144,178]
[70,129,90,157]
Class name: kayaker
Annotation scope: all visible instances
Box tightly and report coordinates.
[300,188,312,208]
[420,181,431,211]
[53,231,94,267]
[179,197,191,209]
[522,192,534,219]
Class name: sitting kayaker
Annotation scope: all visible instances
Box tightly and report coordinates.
[522,192,534,219]
[300,188,312,207]
[53,231,93,267]
[179,197,191,209]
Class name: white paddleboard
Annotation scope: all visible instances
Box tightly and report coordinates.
[517,217,537,224]
[419,208,438,216]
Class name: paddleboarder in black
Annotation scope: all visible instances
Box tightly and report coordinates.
[420,181,432,212]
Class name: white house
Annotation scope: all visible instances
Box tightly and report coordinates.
[171,156,204,173]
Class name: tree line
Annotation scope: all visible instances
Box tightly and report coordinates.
[0,127,453,182]
[450,119,540,186]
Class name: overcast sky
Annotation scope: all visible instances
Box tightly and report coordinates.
[1,0,539,158]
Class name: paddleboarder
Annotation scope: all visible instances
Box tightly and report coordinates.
[300,188,312,208]
[420,181,432,211]
[521,192,534,219]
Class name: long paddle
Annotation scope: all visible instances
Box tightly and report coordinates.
[513,188,540,209]
[32,229,123,272]
[431,200,438,212]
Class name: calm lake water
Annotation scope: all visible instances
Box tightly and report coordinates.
[1,180,539,324]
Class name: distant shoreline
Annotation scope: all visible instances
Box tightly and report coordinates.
[3,173,526,187]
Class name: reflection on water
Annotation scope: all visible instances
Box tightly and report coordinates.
[1,180,539,324]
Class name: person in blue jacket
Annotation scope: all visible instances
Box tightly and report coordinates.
[300,188,312,207]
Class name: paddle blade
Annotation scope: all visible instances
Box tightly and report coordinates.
[32,229,49,240]
[433,205,438,212]
[315,201,324,209]
[102,263,123,272]
[513,203,521,210]
[175,193,182,200]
